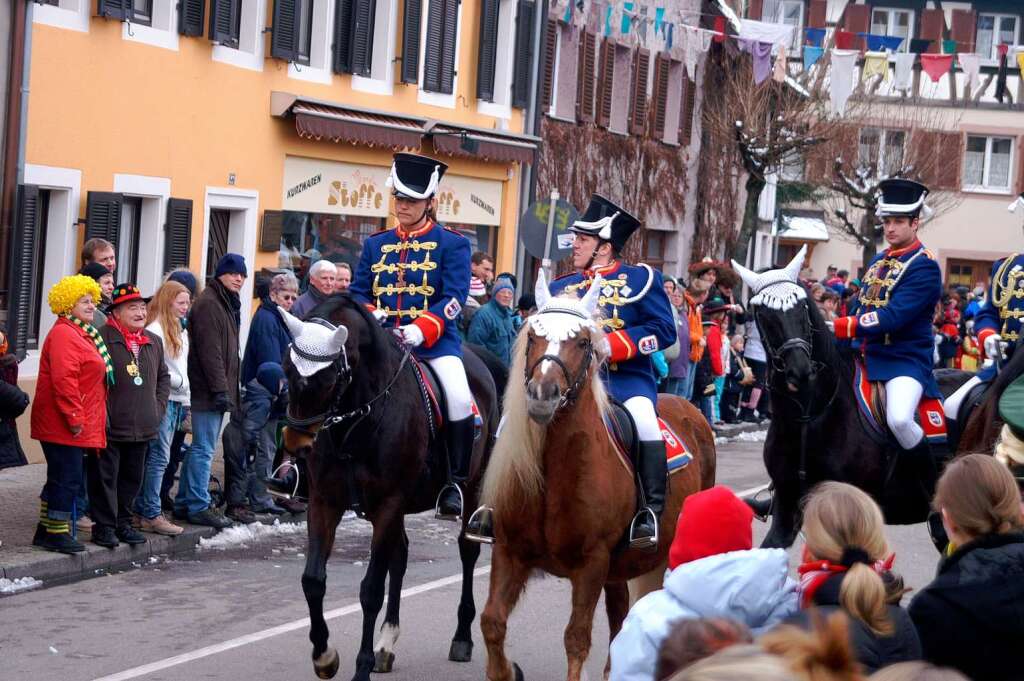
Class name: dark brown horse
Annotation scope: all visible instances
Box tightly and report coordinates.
[958,347,1024,454]
[478,280,716,681]
[279,297,499,681]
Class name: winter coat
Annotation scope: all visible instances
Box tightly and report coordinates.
[788,573,921,674]
[146,320,190,404]
[666,307,689,379]
[228,377,288,451]
[291,284,330,320]
[0,355,29,469]
[683,293,703,363]
[241,298,294,385]
[609,549,798,681]
[707,322,725,377]
[188,279,241,412]
[100,324,171,442]
[908,532,1024,681]
[467,298,518,366]
[31,317,108,449]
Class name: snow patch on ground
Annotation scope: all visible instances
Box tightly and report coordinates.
[715,429,768,445]
[0,577,43,595]
[198,520,307,551]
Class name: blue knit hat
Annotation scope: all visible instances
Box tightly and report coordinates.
[167,269,198,297]
[492,278,515,296]
[256,362,286,395]
[214,253,247,278]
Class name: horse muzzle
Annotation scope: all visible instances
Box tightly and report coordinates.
[282,425,316,456]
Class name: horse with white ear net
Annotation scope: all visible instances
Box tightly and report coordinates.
[731,245,808,312]
[278,307,349,377]
[528,269,607,351]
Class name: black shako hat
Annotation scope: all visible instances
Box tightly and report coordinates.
[387,153,449,200]
[568,194,642,252]
[877,179,929,218]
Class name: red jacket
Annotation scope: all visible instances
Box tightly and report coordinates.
[31,317,108,449]
[707,322,725,377]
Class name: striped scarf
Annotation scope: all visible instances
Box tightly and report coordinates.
[64,314,114,385]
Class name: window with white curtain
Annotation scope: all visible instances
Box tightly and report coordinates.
[870,8,913,53]
[977,14,1019,61]
[858,128,905,178]
[774,0,804,52]
[963,135,1013,191]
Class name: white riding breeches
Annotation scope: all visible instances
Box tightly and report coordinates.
[943,375,982,421]
[624,396,662,441]
[427,355,474,421]
[885,376,924,450]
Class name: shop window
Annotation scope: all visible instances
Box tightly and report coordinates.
[870,8,912,53]
[963,135,1014,192]
[977,14,1018,62]
[278,211,388,275]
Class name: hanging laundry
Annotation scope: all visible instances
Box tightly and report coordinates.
[834,31,857,50]
[739,19,795,47]
[654,7,664,33]
[942,39,957,54]
[830,49,859,115]
[958,53,982,95]
[665,21,674,50]
[740,39,774,85]
[862,51,889,82]
[803,45,824,69]
[1016,51,1024,79]
[805,28,826,48]
[773,45,788,82]
[909,39,932,54]
[879,36,904,52]
[995,50,1009,102]
[621,2,633,35]
[604,3,613,36]
[714,16,726,43]
[921,53,953,83]
[998,43,1010,58]
[893,52,916,91]
[683,26,712,81]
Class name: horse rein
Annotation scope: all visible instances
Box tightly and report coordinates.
[524,307,596,408]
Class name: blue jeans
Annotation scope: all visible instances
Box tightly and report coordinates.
[40,442,85,520]
[681,360,697,401]
[134,401,186,519]
[663,377,687,397]
[174,410,224,516]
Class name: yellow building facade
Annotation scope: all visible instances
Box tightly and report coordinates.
[16,0,539,460]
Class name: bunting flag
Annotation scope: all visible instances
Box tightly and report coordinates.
[893,52,916,90]
[604,3,613,36]
[713,16,726,42]
[860,33,904,52]
[909,38,932,54]
[803,45,824,69]
[830,49,859,115]
[773,45,788,82]
[862,51,889,82]
[921,53,954,82]
[738,19,795,46]
[879,36,904,52]
[942,39,957,55]
[621,1,633,34]
[834,31,855,50]
[654,6,664,33]
[959,52,982,94]
[805,27,826,48]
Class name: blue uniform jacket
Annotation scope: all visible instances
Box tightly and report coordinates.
[976,254,1024,381]
[351,221,470,360]
[833,240,942,397]
[549,261,676,405]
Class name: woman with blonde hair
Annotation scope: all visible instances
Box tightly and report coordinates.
[131,279,191,536]
[790,482,920,673]
[909,454,1024,680]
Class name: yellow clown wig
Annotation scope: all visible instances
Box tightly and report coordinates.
[47,275,101,316]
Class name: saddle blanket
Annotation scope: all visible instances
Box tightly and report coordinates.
[415,360,482,440]
[604,411,694,475]
[854,360,947,444]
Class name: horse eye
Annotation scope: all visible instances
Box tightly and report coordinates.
[578,338,589,348]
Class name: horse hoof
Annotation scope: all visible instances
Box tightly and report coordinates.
[373,650,395,673]
[313,647,340,679]
[513,662,525,681]
[448,639,473,662]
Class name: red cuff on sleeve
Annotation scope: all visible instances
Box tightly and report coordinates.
[606,331,637,363]
[364,304,377,312]
[977,328,996,357]
[833,316,858,339]
[413,312,445,348]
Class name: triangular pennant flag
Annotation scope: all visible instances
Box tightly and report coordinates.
[862,51,889,82]
[862,33,888,52]
[803,45,824,69]
[909,38,932,54]
[921,53,954,82]
[958,52,982,95]
[942,39,957,54]
[805,27,826,47]
[879,36,904,52]
[834,30,855,49]
[654,7,664,33]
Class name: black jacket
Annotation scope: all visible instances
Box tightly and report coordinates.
[188,279,241,412]
[100,325,171,442]
[909,532,1024,681]
[787,573,921,674]
[0,356,28,469]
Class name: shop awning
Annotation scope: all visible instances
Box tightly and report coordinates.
[271,92,539,164]
[773,213,830,242]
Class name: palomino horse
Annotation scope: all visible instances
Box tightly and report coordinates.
[731,249,972,548]
[278,297,500,681]
[958,346,1024,455]
[479,275,716,681]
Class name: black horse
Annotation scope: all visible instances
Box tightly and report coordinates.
[732,253,972,549]
[278,296,500,681]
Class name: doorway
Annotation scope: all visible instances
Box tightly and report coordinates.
[205,208,231,286]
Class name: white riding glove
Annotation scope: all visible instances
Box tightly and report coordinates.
[984,333,1004,361]
[596,334,611,358]
[399,324,425,347]
[371,308,388,324]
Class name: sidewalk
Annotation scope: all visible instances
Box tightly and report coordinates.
[0,461,297,587]
[713,420,768,439]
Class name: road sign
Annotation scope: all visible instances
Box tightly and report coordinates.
[518,194,578,262]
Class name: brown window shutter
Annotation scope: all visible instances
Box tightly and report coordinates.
[576,31,597,122]
[843,4,869,51]
[629,48,650,136]
[747,0,762,20]
[541,18,558,110]
[920,9,945,54]
[678,73,696,146]
[911,130,961,190]
[652,53,669,140]
[596,38,616,129]
[950,9,976,55]
[807,0,825,29]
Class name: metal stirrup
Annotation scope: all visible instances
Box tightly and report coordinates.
[266,461,300,500]
[464,506,495,545]
[628,507,659,550]
[434,483,464,521]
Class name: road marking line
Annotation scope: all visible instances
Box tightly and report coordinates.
[91,565,492,681]
[734,483,769,498]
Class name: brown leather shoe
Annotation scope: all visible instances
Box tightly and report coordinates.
[136,514,184,536]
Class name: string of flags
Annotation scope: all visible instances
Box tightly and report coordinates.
[547,0,1024,114]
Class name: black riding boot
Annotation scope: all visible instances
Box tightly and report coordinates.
[630,440,668,551]
[436,416,475,521]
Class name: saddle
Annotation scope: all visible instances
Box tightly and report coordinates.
[414,359,483,442]
[604,399,693,477]
[853,359,948,447]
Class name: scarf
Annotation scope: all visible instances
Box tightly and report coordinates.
[107,316,151,358]
[213,278,242,328]
[797,550,895,608]
[64,314,115,386]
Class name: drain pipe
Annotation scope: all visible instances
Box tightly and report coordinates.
[0,0,32,313]
[515,0,549,287]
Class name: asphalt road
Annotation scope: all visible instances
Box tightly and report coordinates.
[0,435,942,681]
